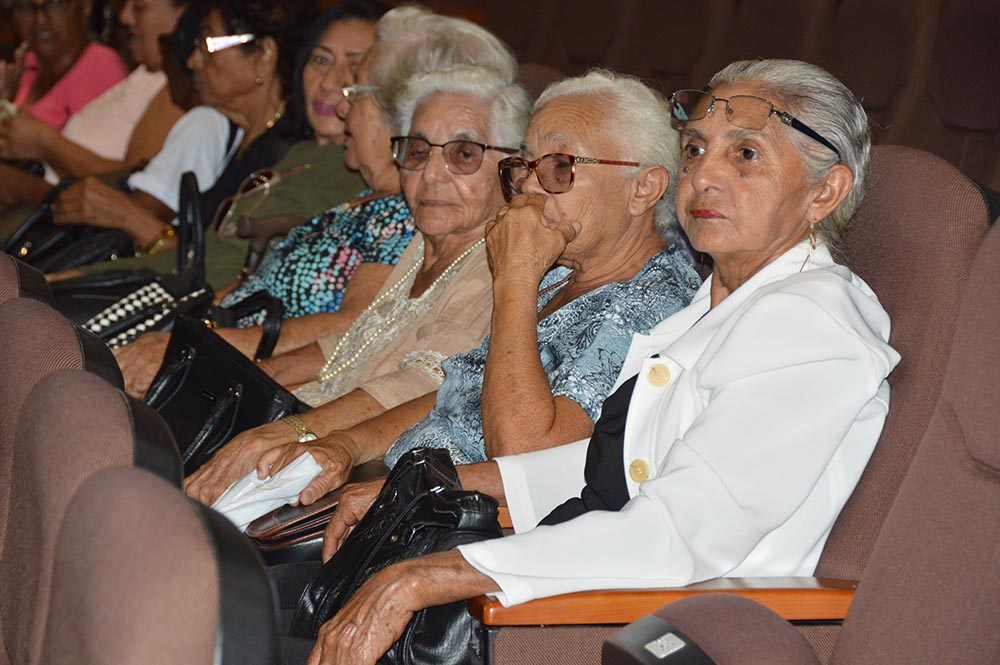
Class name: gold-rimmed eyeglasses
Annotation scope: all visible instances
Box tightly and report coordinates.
[391,136,517,175]
[498,153,641,202]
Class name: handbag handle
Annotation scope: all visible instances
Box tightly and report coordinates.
[1,177,78,255]
[181,381,244,474]
[176,171,206,281]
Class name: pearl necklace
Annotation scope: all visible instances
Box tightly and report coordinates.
[317,238,485,383]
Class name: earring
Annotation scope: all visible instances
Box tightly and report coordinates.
[808,222,817,250]
[681,166,690,174]
[255,76,264,86]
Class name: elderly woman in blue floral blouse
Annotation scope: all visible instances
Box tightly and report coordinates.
[239,69,701,507]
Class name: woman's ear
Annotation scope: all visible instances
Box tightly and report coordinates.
[254,35,279,75]
[808,163,854,223]
[628,165,670,219]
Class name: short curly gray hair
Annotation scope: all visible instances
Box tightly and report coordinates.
[367,6,517,129]
[535,69,681,236]
[708,59,871,248]
[395,66,531,150]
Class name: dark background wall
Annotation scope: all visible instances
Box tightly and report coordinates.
[2,0,997,188]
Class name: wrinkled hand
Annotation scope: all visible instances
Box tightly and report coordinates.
[255,434,358,507]
[0,42,27,102]
[51,177,125,228]
[308,562,419,665]
[113,331,170,398]
[184,420,297,505]
[0,110,57,161]
[484,193,581,285]
[321,477,382,562]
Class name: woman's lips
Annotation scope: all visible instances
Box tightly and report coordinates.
[689,208,725,219]
[312,99,339,117]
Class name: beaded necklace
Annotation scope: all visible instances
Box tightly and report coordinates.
[317,237,485,383]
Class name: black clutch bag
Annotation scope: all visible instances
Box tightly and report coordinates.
[290,448,502,665]
[2,178,137,272]
[65,171,212,346]
[144,312,307,476]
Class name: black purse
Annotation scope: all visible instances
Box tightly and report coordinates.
[65,171,213,347]
[2,178,137,272]
[144,311,306,477]
[290,448,503,665]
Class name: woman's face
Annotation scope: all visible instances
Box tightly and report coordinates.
[186,8,265,114]
[12,0,91,64]
[519,94,642,265]
[301,19,376,146]
[674,81,819,270]
[119,0,185,71]
[340,57,392,179]
[401,91,506,241]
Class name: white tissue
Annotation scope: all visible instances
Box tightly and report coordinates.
[211,452,323,532]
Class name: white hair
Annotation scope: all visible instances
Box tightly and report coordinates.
[709,59,871,247]
[536,69,681,235]
[394,66,531,149]
[368,5,518,127]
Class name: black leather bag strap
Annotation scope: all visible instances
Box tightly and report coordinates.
[207,291,285,361]
[2,177,77,254]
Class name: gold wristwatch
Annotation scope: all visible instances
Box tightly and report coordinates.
[281,415,318,442]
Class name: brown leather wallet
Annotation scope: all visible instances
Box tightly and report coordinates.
[245,460,388,564]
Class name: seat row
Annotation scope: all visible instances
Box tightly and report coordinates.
[0,279,278,665]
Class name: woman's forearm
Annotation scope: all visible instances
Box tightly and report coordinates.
[336,391,438,465]
[305,388,390,435]
[260,341,326,385]
[482,279,592,457]
[41,133,125,179]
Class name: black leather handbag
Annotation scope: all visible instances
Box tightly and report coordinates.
[65,171,213,346]
[144,312,307,476]
[2,178,137,272]
[290,448,503,665]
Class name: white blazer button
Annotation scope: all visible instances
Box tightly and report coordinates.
[629,459,650,482]
[647,363,671,387]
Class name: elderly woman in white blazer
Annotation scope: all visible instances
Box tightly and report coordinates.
[304,59,900,665]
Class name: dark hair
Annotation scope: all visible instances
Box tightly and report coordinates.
[290,1,388,138]
[192,0,316,106]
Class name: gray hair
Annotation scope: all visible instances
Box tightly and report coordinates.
[535,69,681,235]
[395,66,532,149]
[368,5,518,128]
[709,59,870,247]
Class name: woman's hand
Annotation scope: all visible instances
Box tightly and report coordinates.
[485,193,581,285]
[51,178,124,228]
[321,477,383,562]
[0,43,28,102]
[184,420,297,505]
[255,432,361,507]
[113,332,170,398]
[0,110,58,162]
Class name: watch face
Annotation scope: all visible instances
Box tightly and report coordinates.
[300,432,318,442]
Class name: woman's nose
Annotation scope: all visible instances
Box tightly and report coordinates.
[186,47,203,72]
[420,147,450,183]
[520,166,545,196]
[320,63,348,93]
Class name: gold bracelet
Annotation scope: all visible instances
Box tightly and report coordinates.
[141,225,176,255]
[281,414,318,442]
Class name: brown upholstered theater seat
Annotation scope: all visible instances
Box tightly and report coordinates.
[466,145,993,665]
[604,209,1000,665]
[0,254,52,305]
[40,467,279,665]
[0,370,181,665]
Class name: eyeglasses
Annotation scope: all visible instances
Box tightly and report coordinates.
[213,164,313,234]
[391,136,517,175]
[668,89,842,163]
[9,0,78,20]
[341,85,379,104]
[498,153,641,202]
[194,32,256,55]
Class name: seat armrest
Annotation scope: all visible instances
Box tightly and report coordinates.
[497,506,511,529]
[468,577,856,626]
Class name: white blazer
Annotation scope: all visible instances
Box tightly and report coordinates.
[460,241,900,607]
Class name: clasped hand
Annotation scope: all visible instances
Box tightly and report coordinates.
[485,194,580,285]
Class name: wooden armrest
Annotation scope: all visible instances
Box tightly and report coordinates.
[497,506,512,529]
[468,577,856,626]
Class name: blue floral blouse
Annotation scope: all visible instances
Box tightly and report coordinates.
[384,247,702,466]
[220,190,415,322]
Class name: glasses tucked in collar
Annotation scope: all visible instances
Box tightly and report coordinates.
[341,85,379,104]
[391,136,517,175]
[668,89,842,163]
[194,32,256,55]
[498,153,641,202]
